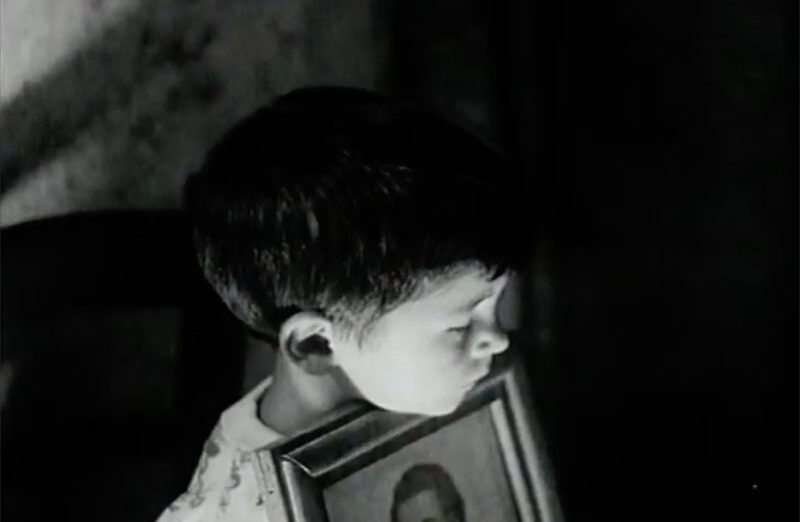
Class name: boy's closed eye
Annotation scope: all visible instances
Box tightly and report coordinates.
[446,302,507,334]
[446,320,475,344]
[447,324,471,334]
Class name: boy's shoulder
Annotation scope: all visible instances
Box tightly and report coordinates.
[218,377,284,451]
[156,378,283,522]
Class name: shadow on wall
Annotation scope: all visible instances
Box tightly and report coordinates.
[0,0,384,226]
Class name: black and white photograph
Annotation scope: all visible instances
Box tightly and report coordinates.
[1,1,796,522]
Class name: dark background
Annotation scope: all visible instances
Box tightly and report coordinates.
[2,1,797,521]
[385,1,797,520]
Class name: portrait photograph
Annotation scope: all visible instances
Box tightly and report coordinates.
[255,355,559,522]
[323,405,516,522]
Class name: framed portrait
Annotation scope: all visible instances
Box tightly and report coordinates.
[254,353,562,522]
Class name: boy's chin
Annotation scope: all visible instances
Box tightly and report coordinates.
[389,397,463,417]
[424,403,461,417]
[367,387,468,417]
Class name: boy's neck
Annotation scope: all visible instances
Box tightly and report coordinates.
[257,352,359,435]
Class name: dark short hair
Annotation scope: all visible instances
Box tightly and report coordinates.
[184,86,530,340]
[390,463,465,522]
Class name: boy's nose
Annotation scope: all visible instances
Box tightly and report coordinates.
[468,326,510,359]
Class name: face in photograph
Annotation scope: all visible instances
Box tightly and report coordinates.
[390,463,465,522]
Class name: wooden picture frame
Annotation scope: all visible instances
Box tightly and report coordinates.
[254,353,562,522]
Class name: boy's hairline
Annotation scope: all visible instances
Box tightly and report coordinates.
[322,261,513,346]
[229,259,513,347]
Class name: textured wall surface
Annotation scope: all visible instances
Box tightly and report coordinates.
[0,0,384,226]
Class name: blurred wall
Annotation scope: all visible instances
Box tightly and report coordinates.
[0,0,386,226]
[0,4,387,517]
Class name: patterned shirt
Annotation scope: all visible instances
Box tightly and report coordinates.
[156,378,283,521]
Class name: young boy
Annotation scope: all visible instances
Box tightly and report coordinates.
[157,86,530,521]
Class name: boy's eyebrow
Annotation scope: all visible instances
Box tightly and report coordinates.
[452,289,494,314]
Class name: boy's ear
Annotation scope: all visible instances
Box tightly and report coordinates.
[278,311,337,375]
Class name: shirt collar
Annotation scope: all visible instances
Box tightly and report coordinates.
[219,377,285,451]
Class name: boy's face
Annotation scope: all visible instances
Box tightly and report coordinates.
[332,268,513,416]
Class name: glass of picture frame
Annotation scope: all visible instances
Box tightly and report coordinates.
[253,352,562,522]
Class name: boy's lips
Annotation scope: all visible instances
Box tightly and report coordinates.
[460,372,489,394]
[458,361,493,392]
[478,359,494,378]
[467,366,491,385]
